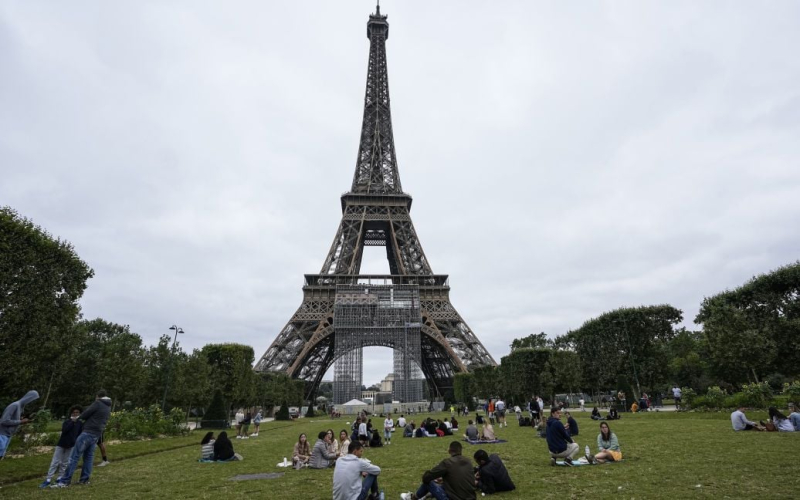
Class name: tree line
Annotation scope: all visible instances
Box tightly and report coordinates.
[0,207,302,415]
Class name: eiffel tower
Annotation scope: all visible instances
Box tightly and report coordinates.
[255,4,495,401]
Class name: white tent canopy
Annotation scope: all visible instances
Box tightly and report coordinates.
[343,399,367,406]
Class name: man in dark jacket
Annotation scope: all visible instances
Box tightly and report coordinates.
[53,390,112,487]
[0,390,39,459]
[546,407,579,466]
[473,450,515,494]
[402,441,476,500]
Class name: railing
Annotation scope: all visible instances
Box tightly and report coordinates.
[304,274,449,287]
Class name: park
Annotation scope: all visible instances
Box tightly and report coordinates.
[2,2,800,499]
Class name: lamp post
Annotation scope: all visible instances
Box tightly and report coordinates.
[161,325,184,412]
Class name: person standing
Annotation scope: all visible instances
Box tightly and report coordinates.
[333,441,381,500]
[40,406,83,488]
[402,441,476,500]
[235,409,245,439]
[546,407,579,466]
[672,386,682,411]
[0,390,39,460]
[495,399,506,428]
[578,398,586,412]
[241,412,251,439]
[252,410,262,437]
[383,415,394,445]
[53,390,112,487]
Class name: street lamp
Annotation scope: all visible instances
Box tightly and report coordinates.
[161,325,184,412]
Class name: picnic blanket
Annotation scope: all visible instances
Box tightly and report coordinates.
[554,457,624,466]
[463,438,507,445]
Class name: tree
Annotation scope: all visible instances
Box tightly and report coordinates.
[696,262,800,384]
[453,373,476,409]
[498,348,551,404]
[471,365,499,399]
[566,305,682,400]
[201,343,257,409]
[201,389,228,428]
[510,332,552,351]
[0,207,94,400]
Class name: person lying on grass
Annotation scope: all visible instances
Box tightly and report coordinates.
[293,433,311,467]
[547,407,579,466]
[200,432,215,461]
[311,431,338,468]
[473,449,515,495]
[730,406,765,431]
[401,441,476,500]
[586,422,622,464]
[333,441,381,500]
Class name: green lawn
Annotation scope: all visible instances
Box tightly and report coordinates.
[1,410,798,499]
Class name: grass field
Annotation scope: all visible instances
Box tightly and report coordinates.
[1,409,798,499]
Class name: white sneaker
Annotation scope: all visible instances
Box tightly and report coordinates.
[98,461,110,467]
[243,436,249,440]
[236,436,242,439]
[400,493,412,500]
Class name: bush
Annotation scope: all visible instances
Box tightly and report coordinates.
[275,402,291,421]
[681,387,697,407]
[782,380,800,403]
[16,409,53,455]
[105,405,187,440]
[200,390,229,429]
[740,381,773,408]
[705,386,727,408]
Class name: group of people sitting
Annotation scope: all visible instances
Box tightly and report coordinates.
[331,438,516,500]
[200,431,243,462]
[546,406,623,466]
[407,417,459,438]
[590,406,621,421]
[731,405,800,432]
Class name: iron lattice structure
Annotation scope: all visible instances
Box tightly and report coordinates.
[255,5,496,400]
[332,285,423,404]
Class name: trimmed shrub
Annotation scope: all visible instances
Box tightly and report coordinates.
[201,390,228,429]
[275,402,291,421]
[105,405,187,440]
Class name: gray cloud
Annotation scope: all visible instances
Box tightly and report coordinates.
[2,1,799,385]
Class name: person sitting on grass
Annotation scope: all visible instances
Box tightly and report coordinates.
[730,406,764,431]
[327,429,340,457]
[339,430,351,458]
[401,441,476,500]
[293,433,311,467]
[630,401,639,413]
[333,441,381,500]
[359,419,370,447]
[369,428,383,448]
[464,420,479,441]
[451,417,459,431]
[213,431,242,461]
[766,407,795,432]
[480,421,496,441]
[200,431,215,461]
[473,449,515,495]
[607,406,621,420]
[475,412,484,425]
[790,404,800,432]
[565,411,579,436]
[546,407,578,466]
[591,406,604,421]
[438,419,452,436]
[311,431,338,468]
[404,420,415,438]
[39,405,83,488]
[586,422,622,464]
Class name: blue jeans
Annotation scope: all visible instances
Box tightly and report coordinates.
[416,481,449,500]
[358,473,379,500]
[57,432,98,484]
[0,434,10,457]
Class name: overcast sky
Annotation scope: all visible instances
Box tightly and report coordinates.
[2,1,799,386]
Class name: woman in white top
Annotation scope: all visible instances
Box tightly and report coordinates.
[383,417,394,445]
[326,429,340,456]
[768,407,795,432]
[338,430,351,457]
